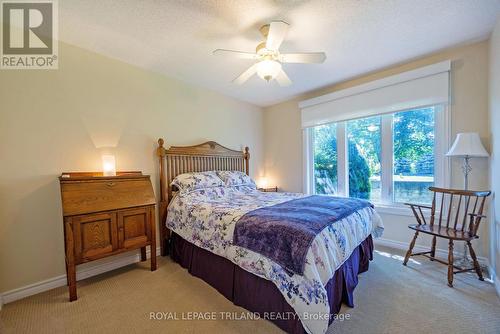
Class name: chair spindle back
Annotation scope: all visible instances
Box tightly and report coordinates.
[429,187,490,236]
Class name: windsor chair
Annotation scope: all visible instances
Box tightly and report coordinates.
[403,187,491,287]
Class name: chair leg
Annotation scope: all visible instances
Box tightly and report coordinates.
[430,236,437,261]
[467,241,484,281]
[448,240,454,287]
[403,231,419,266]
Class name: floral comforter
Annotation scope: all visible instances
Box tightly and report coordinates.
[166,186,384,334]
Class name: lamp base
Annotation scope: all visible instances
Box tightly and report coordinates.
[455,247,474,268]
[455,242,489,277]
[462,156,472,190]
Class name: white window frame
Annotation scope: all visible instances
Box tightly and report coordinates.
[304,104,451,216]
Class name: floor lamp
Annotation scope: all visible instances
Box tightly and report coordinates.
[446,132,489,267]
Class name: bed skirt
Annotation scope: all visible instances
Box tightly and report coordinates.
[170,232,373,334]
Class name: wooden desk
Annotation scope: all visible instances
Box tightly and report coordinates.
[59,171,157,301]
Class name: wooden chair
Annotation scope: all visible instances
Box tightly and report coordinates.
[403,187,491,287]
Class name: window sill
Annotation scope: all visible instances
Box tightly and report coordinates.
[373,203,415,217]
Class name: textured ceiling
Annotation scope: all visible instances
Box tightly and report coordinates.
[60,0,500,107]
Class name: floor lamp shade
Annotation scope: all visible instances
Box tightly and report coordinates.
[446,132,489,157]
[446,132,489,191]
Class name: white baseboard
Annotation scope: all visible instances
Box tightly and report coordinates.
[0,247,161,306]
[373,237,489,266]
[492,269,500,298]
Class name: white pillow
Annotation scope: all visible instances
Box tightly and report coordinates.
[171,171,223,192]
[216,171,256,188]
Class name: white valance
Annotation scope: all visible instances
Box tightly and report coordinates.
[300,61,451,128]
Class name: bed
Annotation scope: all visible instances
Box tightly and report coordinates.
[156,138,383,334]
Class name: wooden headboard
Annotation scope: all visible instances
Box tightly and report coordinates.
[156,138,250,255]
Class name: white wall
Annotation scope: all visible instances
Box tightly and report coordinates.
[489,17,500,281]
[264,41,491,259]
[0,42,264,294]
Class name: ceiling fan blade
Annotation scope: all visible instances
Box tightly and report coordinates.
[276,69,292,86]
[213,49,257,60]
[232,63,258,85]
[265,21,289,51]
[280,52,326,64]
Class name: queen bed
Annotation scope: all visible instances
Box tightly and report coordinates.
[156,139,383,334]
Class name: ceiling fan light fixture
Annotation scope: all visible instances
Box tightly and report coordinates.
[256,59,281,82]
[214,21,326,86]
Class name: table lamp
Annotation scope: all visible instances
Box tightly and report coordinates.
[102,155,116,176]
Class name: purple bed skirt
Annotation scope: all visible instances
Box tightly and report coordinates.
[170,232,373,333]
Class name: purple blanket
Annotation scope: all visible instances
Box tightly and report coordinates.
[233,195,373,275]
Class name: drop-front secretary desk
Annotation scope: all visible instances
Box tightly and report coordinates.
[59,171,157,301]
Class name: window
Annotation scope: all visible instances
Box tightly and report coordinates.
[308,106,446,206]
[347,116,381,201]
[393,108,435,204]
[313,123,338,195]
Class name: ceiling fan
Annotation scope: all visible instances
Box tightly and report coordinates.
[213,21,326,86]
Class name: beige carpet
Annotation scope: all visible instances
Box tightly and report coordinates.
[1,245,499,334]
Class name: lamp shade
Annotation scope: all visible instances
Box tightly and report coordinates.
[257,176,269,189]
[102,155,116,176]
[446,132,489,157]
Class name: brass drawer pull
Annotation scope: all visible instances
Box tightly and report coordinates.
[106,182,115,187]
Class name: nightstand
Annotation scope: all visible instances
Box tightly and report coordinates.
[258,186,278,192]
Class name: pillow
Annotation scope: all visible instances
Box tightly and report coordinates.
[216,171,256,188]
[171,171,223,193]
